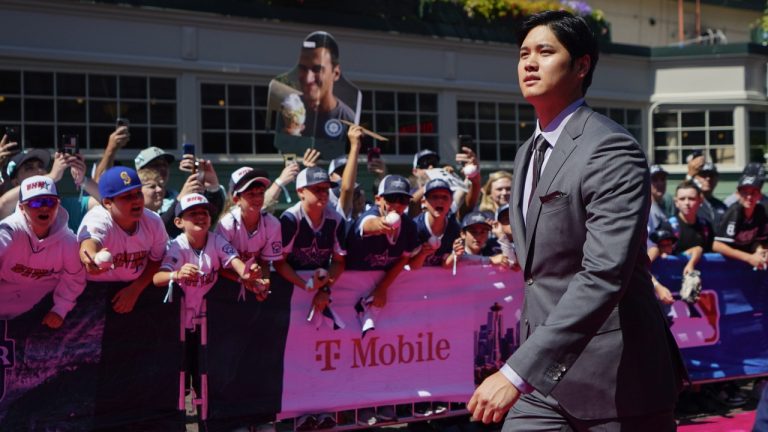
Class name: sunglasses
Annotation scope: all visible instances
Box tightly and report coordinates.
[26,197,59,209]
[384,194,410,205]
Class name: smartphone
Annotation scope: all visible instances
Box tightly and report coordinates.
[367,146,381,163]
[59,134,79,155]
[283,153,297,166]
[116,118,129,128]
[182,143,197,174]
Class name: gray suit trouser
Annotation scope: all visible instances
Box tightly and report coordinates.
[502,390,676,432]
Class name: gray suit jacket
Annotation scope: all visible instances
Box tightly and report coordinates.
[508,106,686,420]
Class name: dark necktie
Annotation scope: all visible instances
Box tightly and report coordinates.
[528,135,549,208]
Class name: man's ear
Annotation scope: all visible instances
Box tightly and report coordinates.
[332,64,341,81]
[575,55,591,79]
[102,198,113,210]
[174,217,184,229]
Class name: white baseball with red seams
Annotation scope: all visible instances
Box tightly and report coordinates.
[94,250,113,269]
[384,212,401,228]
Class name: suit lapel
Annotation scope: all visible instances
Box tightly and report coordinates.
[511,137,532,267]
[523,106,592,262]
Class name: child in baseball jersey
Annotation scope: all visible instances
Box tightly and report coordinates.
[446,211,508,269]
[78,167,168,300]
[154,193,262,327]
[346,175,419,308]
[0,175,85,328]
[216,167,282,300]
[273,167,346,314]
[76,166,175,429]
[713,173,768,268]
[411,178,461,268]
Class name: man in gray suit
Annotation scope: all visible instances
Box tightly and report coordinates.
[468,10,686,431]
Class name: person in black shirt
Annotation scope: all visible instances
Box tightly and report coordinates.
[667,181,713,274]
[693,162,727,228]
[713,173,768,268]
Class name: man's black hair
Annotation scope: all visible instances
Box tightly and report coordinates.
[517,10,599,95]
[303,31,340,66]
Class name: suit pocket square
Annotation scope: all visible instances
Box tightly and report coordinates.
[540,191,567,204]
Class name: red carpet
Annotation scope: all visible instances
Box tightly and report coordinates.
[678,411,756,431]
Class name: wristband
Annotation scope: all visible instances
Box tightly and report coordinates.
[275,178,285,187]
[305,278,314,291]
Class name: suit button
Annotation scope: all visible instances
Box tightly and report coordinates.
[526,278,534,286]
[560,366,567,372]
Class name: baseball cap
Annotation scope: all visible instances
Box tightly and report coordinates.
[134,147,175,170]
[461,211,492,230]
[296,167,337,190]
[650,225,677,245]
[413,149,440,169]
[699,162,718,174]
[99,167,142,200]
[377,175,412,197]
[424,178,452,196]
[741,162,765,181]
[19,175,58,202]
[6,149,50,179]
[738,174,762,190]
[328,156,347,176]
[228,167,271,196]
[175,193,213,217]
[649,164,667,177]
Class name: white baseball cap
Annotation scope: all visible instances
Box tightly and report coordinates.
[19,175,58,202]
[175,193,213,217]
[228,167,271,196]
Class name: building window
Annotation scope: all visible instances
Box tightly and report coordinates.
[200,83,274,155]
[0,70,177,151]
[593,107,642,142]
[652,108,735,165]
[360,90,438,156]
[749,110,768,163]
[457,100,535,163]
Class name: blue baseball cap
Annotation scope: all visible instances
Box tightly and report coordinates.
[461,211,492,230]
[424,178,452,196]
[99,166,142,200]
[377,175,412,197]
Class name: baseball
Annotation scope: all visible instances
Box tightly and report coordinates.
[384,211,401,228]
[94,250,113,269]
[428,235,441,249]
[463,164,478,177]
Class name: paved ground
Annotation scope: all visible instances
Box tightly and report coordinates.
[185,379,766,431]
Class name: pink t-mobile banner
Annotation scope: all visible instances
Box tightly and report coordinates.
[279,266,525,418]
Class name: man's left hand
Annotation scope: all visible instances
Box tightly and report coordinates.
[468,371,521,424]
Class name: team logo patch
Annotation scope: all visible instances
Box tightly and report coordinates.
[324,119,343,138]
[120,171,131,185]
[223,244,237,255]
[726,222,735,236]
[271,241,281,255]
[0,321,16,402]
[670,290,721,349]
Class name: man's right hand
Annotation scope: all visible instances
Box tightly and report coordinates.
[468,371,521,424]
